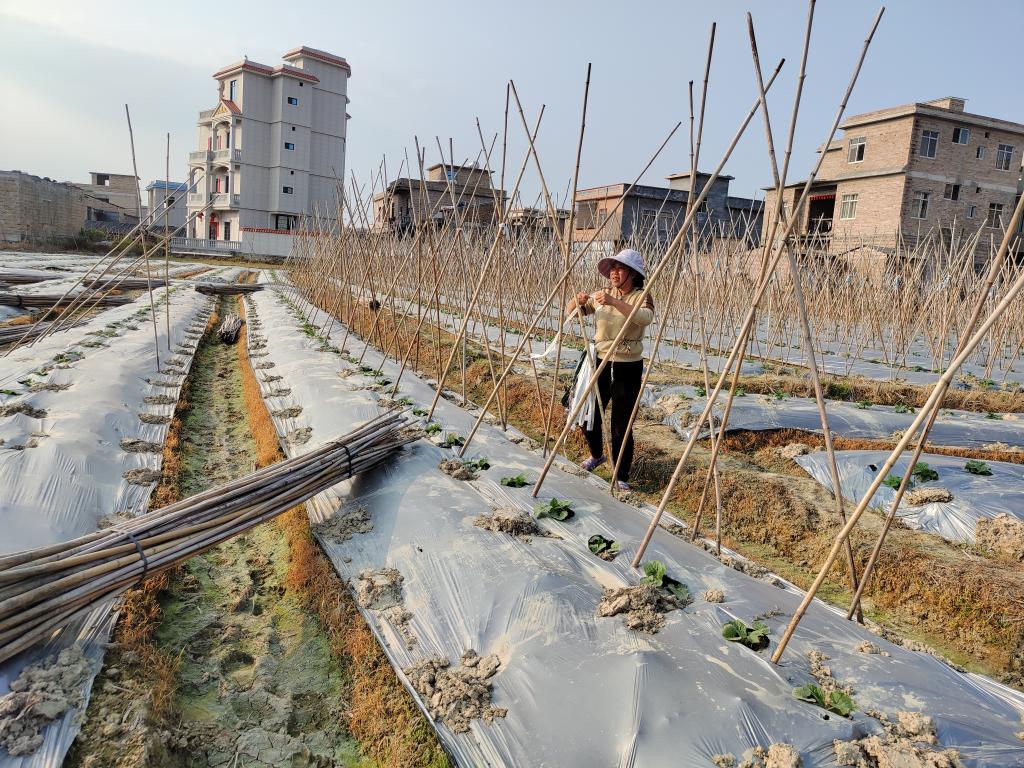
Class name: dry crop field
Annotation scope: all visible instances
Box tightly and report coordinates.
[3,6,1024,768]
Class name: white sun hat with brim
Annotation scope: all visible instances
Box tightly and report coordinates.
[597,248,647,279]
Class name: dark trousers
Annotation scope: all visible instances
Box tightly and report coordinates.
[581,358,643,482]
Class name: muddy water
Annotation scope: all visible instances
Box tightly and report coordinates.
[69,297,361,768]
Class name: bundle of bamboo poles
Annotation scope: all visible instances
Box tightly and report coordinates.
[0,292,134,309]
[194,283,264,296]
[0,321,79,348]
[0,271,64,285]
[218,315,243,344]
[0,410,412,665]
[82,277,168,290]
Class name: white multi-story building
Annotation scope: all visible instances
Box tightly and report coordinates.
[183,46,350,257]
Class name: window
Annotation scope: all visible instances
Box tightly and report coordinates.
[952,127,969,144]
[223,222,231,241]
[229,79,237,102]
[291,126,296,131]
[986,203,1004,228]
[996,144,1014,171]
[967,205,976,219]
[287,96,298,106]
[282,186,294,194]
[839,193,859,219]
[911,191,930,219]
[289,170,294,175]
[299,82,304,86]
[847,136,866,163]
[919,130,939,158]
[284,142,295,150]
[977,146,986,160]
[943,183,961,201]
[167,195,175,206]
[446,170,456,182]
[274,214,292,230]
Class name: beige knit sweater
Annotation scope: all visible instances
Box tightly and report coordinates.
[581,288,655,362]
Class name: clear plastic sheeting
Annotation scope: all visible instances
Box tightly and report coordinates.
[795,449,1024,544]
[243,284,1024,767]
[0,272,220,766]
[659,385,1024,450]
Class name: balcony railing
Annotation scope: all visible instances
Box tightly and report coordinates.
[188,193,205,205]
[212,148,241,164]
[170,237,239,254]
[210,193,240,208]
[189,150,212,164]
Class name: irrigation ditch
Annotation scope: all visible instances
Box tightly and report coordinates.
[309,289,1024,686]
[66,295,449,768]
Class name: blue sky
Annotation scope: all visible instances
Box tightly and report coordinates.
[2,0,1022,205]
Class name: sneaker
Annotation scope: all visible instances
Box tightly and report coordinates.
[614,480,631,492]
[580,455,606,472]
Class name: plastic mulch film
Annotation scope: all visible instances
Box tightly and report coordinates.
[795,449,1024,544]
[660,384,1024,450]
[242,283,1024,768]
[0,275,222,767]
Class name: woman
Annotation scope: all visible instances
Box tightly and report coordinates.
[566,248,654,491]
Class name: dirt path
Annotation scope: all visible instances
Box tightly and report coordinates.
[69,297,362,767]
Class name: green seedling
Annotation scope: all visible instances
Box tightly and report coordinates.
[397,396,413,406]
[533,498,574,521]
[964,459,993,476]
[588,535,621,556]
[640,560,690,601]
[893,404,913,414]
[735,387,746,397]
[882,474,904,490]
[911,462,939,482]
[376,378,392,386]
[500,473,529,488]
[721,619,771,651]
[463,458,490,472]
[985,411,1003,420]
[792,683,856,718]
[442,433,464,448]
[0,389,17,396]
[855,400,872,410]
[359,364,375,374]
[424,422,442,435]
[412,407,429,417]
[695,386,707,397]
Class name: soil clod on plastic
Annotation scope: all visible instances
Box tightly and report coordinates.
[597,583,685,633]
[403,649,506,733]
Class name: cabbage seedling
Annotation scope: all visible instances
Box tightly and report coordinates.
[640,560,690,602]
[793,683,856,718]
[588,535,620,556]
[964,459,992,476]
[882,474,904,490]
[911,462,939,482]
[500,473,529,488]
[442,433,465,448]
[424,422,442,435]
[463,457,490,472]
[534,498,574,521]
[721,619,770,650]
[412,407,428,417]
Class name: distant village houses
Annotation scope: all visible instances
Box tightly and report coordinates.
[763,97,1024,261]
[572,172,764,250]
[372,163,506,232]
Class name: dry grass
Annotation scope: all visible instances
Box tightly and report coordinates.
[1,314,33,327]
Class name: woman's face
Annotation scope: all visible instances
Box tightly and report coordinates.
[608,263,633,291]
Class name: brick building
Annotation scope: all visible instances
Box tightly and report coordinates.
[572,171,763,248]
[372,164,506,232]
[763,97,1024,258]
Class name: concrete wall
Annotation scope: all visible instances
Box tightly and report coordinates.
[0,170,88,242]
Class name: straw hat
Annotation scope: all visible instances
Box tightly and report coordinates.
[597,248,647,279]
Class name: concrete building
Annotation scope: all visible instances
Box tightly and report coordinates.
[572,172,763,248]
[506,207,570,237]
[74,172,141,226]
[372,164,506,232]
[763,97,1024,257]
[146,180,188,232]
[180,45,351,259]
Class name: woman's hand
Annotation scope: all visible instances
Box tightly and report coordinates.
[567,291,589,313]
[594,290,629,316]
